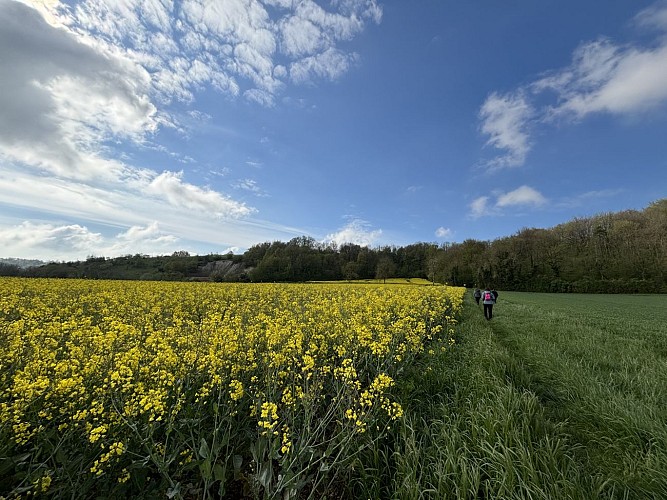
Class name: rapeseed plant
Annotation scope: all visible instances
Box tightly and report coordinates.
[0,277,464,498]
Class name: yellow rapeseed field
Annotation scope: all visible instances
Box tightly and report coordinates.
[0,278,464,498]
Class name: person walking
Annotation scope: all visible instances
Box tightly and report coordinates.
[482,286,496,320]
[473,288,482,305]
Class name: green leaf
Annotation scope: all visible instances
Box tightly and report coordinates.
[200,458,212,480]
[13,453,31,464]
[166,482,181,499]
[257,460,273,490]
[198,438,210,459]
[213,463,226,482]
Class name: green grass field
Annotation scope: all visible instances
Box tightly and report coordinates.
[352,291,667,499]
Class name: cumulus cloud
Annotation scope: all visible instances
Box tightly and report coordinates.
[479,2,667,169]
[469,186,547,218]
[1,1,383,259]
[0,222,104,260]
[324,218,382,247]
[496,185,547,208]
[107,222,180,255]
[435,227,452,238]
[289,47,358,83]
[0,220,183,261]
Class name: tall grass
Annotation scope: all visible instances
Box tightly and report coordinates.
[350,292,667,498]
[491,292,667,498]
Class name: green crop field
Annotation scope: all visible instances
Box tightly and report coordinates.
[368,291,667,499]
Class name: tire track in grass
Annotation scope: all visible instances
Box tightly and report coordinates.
[389,295,593,499]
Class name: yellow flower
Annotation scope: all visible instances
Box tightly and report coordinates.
[118,468,131,483]
[229,379,244,401]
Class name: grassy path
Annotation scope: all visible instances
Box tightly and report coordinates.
[355,292,667,499]
[489,292,667,498]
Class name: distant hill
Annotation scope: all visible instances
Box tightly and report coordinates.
[0,258,46,268]
[3,253,248,282]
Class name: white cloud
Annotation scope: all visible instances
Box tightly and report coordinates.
[479,2,667,168]
[290,47,358,83]
[557,189,624,209]
[0,1,382,256]
[496,185,547,208]
[0,1,157,181]
[0,166,303,259]
[633,1,667,33]
[479,91,533,169]
[539,38,667,118]
[280,15,324,57]
[2,1,382,259]
[107,222,180,256]
[0,222,104,260]
[117,221,161,241]
[469,186,547,218]
[38,0,382,106]
[145,171,255,218]
[435,227,452,238]
[0,220,183,261]
[233,178,268,197]
[469,196,490,219]
[324,218,382,247]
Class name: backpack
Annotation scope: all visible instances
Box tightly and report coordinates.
[484,291,493,301]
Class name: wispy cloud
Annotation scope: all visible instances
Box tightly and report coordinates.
[469,196,491,219]
[479,1,667,169]
[532,29,667,120]
[634,1,667,31]
[146,171,254,217]
[0,166,303,255]
[479,91,533,169]
[556,189,624,209]
[233,178,268,197]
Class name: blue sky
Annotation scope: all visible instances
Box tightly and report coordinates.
[1,0,666,261]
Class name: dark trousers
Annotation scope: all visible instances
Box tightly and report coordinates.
[474,297,480,305]
[483,303,493,320]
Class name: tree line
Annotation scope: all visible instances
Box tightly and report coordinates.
[2,199,665,293]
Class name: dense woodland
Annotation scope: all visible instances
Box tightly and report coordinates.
[2,199,666,293]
